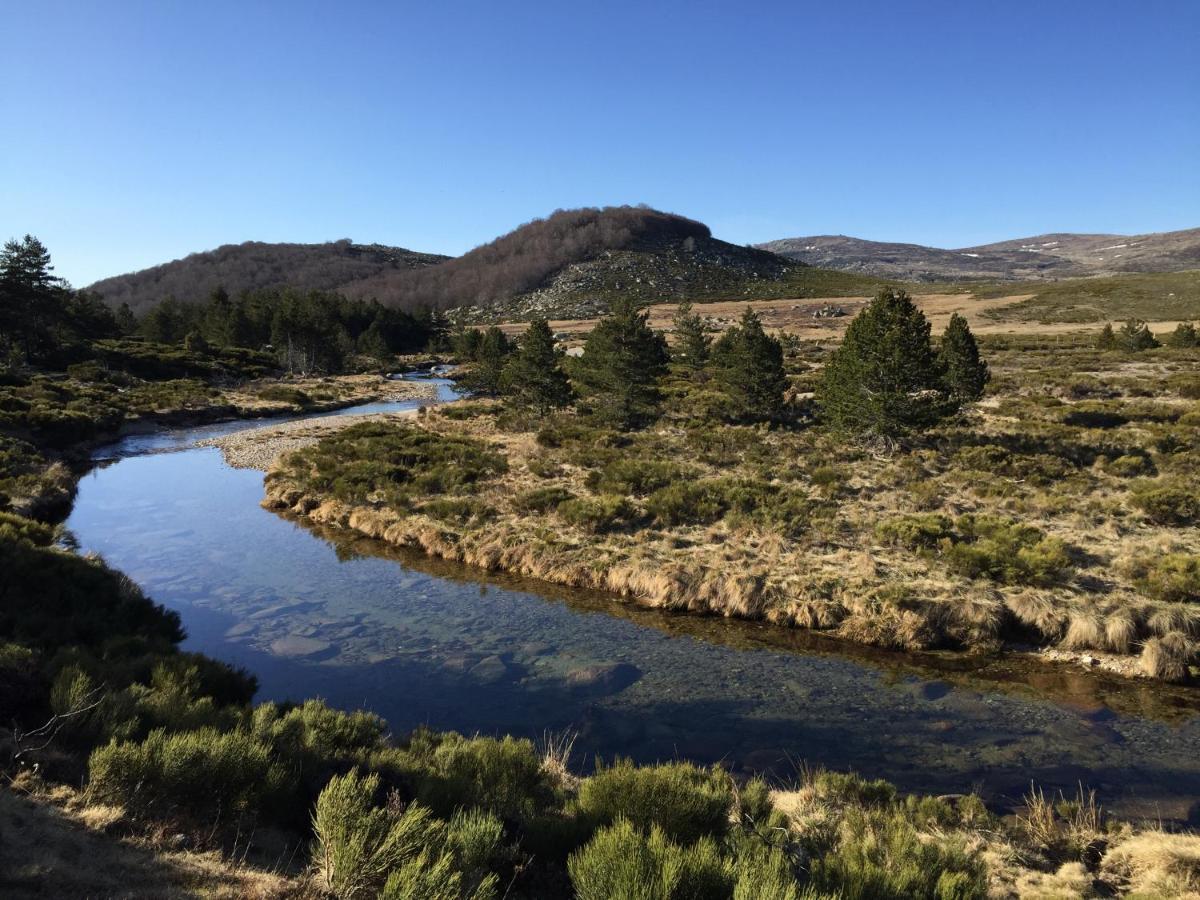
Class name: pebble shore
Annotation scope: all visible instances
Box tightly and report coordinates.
[199,380,440,470]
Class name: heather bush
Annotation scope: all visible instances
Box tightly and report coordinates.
[557,494,639,533]
[577,759,733,844]
[88,727,293,821]
[1130,478,1200,525]
[512,485,575,513]
[1125,553,1200,603]
[806,805,987,900]
[402,732,556,824]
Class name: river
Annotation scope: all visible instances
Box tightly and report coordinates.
[65,379,1200,822]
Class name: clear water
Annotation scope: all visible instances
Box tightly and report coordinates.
[65,384,1200,822]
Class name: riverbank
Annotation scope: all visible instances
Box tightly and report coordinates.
[199,404,427,469]
[259,337,1200,683]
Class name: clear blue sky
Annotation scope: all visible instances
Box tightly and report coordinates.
[4,0,1198,286]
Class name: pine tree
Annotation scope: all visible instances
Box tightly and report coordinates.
[1167,322,1198,348]
[816,287,949,437]
[938,313,989,403]
[671,301,712,369]
[710,308,788,422]
[0,235,65,360]
[500,318,572,415]
[573,297,669,429]
[1117,318,1159,352]
[203,286,233,345]
[462,326,511,395]
[114,302,138,335]
[1096,323,1117,350]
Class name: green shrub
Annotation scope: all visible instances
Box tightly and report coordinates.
[513,485,575,513]
[578,759,733,844]
[257,384,311,405]
[810,771,897,807]
[1105,454,1155,477]
[558,494,638,533]
[876,514,1072,586]
[587,458,692,496]
[88,727,293,821]
[271,423,507,508]
[946,516,1072,586]
[418,497,494,525]
[875,515,953,550]
[1130,479,1200,525]
[732,840,802,900]
[1126,553,1200,603]
[568,819,678,900]
[807,806,987,900]
[403,732,555,824]
[645,481,729,527]
[312,769,448,900]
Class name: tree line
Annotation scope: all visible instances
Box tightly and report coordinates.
[0,235,451,376]
[453,287,991,437]
[139,287,447,373]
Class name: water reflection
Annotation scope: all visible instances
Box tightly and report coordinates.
[65,404,1200,823]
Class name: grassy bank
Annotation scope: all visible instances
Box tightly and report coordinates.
[263,334,1200,682]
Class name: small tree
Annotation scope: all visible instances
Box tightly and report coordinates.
[816,287,950,437]
[114,302,138,335]
[671,301,712,370]
[462,326,511,396]
[939,313,989,403]
[573,297,669,429]
[1167,322,1198,348]
[1096,323,1117,350]
[500,318,572,416]
[710,308,788,422]
[1117,318,1159,352]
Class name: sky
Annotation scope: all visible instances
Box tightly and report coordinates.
[3,0,1198,287]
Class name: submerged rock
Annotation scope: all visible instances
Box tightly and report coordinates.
[565,662,642,694]
[269,635,334,658]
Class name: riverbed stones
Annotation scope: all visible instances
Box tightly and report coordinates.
[469,655,518,684]
[565,662,642,694]
[270,635,334,658]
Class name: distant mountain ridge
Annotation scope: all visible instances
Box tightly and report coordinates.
[89,207,798,316]
[757,226,1200,281]
[88,240,449,314]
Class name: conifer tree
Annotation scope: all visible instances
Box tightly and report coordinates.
[573,297,669,429]
[1167,322,1198,348]
[671,301,712,370]
[710,307,788,422]
[500,318,572,416]
[1096,323,1117,350]
[1117,318,1159,352]
[816,287,949,437]
[938,313,989,403]
[461,326,511,395]
[114,302,138,335]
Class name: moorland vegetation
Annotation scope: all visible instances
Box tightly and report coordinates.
[268,290,1200,682]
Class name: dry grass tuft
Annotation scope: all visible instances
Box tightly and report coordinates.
[1061,610,1105,651]
[1140,632,1197,681]
[1101,830,1200,897]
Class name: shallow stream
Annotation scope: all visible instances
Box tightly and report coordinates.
[66,380,1200,822]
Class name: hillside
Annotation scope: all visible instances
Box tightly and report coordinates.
[87,239,449,314]
[759,226,1200,281]
[347,205,800,317]
[88,207,826,320]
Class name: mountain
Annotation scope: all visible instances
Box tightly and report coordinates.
[88,207,799,317]
[87,240,449,314]
[342,206,796,317]
[758,227,1200,282]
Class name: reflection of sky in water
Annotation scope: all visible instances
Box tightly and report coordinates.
[66,405,1200,821]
